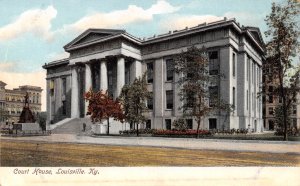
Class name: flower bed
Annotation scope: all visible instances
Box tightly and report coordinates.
[120,129,156,135]
[153,129,212,137]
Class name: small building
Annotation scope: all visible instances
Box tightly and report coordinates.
[43,18,265,132]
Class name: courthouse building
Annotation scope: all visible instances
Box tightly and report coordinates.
[43,18,265,131]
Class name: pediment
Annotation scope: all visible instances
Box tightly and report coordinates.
[246,27,264,46]
[74,33,112,45]
[64,29,125,50]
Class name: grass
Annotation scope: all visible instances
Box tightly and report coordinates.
[1,140,299,167]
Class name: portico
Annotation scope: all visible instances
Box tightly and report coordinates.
[70,55,142,118]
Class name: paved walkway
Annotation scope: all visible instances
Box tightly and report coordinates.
[1,134,300,154]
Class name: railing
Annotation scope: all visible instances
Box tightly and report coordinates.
[0,129,51,137]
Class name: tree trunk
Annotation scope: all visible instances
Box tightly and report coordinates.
[277,55,288,141]
[107,118,110,135]
[136,123,139,137]
[196,120,201,139]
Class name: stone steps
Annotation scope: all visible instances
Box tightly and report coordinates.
[52,118,93,134]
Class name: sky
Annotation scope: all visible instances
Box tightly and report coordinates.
[0,0,291,111]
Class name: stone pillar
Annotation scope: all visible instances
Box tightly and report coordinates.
[131,59,142,83]
[71,66,80,118]
[100,60,108,91]
[116,56,125,98]
[85,63,92,117]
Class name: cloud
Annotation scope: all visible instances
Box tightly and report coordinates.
[159,10,267,33]
[0,6,57,42]
[0,62,16,72]
[224,11,265,27]
[160,15,223,31]
[58,0,180,34]
[0,70,46,111]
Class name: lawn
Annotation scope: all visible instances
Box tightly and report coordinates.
[1,140,299,166]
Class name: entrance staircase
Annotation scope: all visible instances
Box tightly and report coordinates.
[51,118,93,134]
[50,117,130,135]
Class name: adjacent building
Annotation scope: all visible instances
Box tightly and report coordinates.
[43,18,265,132]
[0,81,42,124]
[263,73,300,130]
[0,81,7,123]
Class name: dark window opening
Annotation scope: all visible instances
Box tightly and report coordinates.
[209,118,217,129]
[165,119,171,130]
[209,51,219,75]
[166,59,174,81]
[209,86,218,107]
[166,90,173,109]
[147,62,154,83]
[147,92,153,110]
[146,120,151,129]
[186,119,193,129]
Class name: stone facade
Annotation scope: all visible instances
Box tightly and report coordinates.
[0,82,42,123]
[263,76,300,130]
[43,18,265,131]
[0,81,7,123]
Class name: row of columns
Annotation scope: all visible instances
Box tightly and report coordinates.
[71,56,140,118]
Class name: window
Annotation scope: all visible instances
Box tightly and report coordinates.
[232,87,236,108]
[232,53,236,77]
[186,119,193,129]
[50,80,54,95]
[165,119,171,130]
[279,97,282,103]
[166,59,174,81]
[62,78,67,96]
[62,101,66,115]
[147,62,154,83]
[293,119,297,127]
[269,95,273,103]
[209,51,219,75]
[166,90,173,109]
[186,91,195,108]
[125,62,131,85]
[147,92,153,110]
[293,105,297,115]
[246,56,249,81]
[209,118,217,129]
[252,63,255,83]
[146,120,151,129]
[269,107,274,115]
[247,90,249,110]
[209,86,218,107]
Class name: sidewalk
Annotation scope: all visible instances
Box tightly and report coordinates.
[1,134,300,154]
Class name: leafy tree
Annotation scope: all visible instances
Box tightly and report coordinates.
[172,119,187,130]
[264,0,300,140]
[175,46,233,138]
[119,74,151,136]
[36,112,47,131]
[84,89,124,135]
[274,105,292,130]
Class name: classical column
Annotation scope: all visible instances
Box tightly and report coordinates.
[131,59,142,83]
[71,66,80,118]
[85,63,92,117]
[116,56,125,98]
[100,60,108,91]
